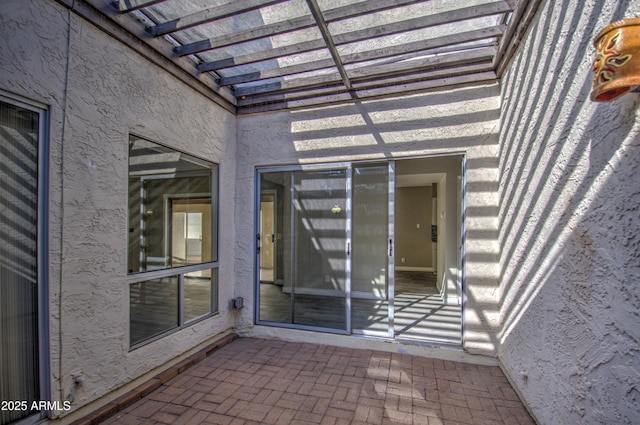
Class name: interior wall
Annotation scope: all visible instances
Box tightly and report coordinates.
[0,0,237,420]
[395,186,433,269]
[237,85,502,356]
[497,1,640,424]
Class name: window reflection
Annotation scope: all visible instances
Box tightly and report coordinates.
[127,136,217,273]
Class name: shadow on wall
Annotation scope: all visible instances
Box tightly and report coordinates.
[287,87,500,162]
[497,0,639,423]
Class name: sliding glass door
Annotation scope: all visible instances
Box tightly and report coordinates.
[292,169,349,330]
[257,167,350,332]
[257,158,464,343]
[351,164,393,336]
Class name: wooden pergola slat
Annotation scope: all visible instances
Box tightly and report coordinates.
[174,14,317,56]
[234,46,496,97]
[148,0,288,36]
[332,1,512,46]
[197,38,326,73]
[174,0,478,57]
[344,26,504,66]
[218,26,504,87]
[237,63,496,107]
[237,69,497,113]
[320,0,427,23]
[349,46,496,81]
[219,58,336,87]
[115,0,168,13]
[196,1,511,74]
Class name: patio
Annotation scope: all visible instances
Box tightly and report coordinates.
[91,337,535,424]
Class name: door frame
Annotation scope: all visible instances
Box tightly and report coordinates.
[254,155,466,343]
[163,193,211,268]
[254,163,353,334]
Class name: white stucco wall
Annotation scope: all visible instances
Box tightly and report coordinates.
[497,1,640,424]
[236,86,502,356]
[1,0,237,420]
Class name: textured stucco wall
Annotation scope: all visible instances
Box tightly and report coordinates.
[1,0,236,419]
[497,1,640,423]
[236,86,502,355]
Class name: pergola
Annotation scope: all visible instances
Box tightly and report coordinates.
[65,0,542,114]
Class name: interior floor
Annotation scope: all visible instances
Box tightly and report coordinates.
[259,271,461,344]
[130,275,214,345]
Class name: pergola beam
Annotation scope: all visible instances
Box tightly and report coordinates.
[174,0,451,57]
[494,0,545,77]
[305,0,351,90]
[115,0,167,13]
[332,1,512,46]
[237,69,497,113]
[174,14,317,56]
[197,38,326,73]
[196,1,511,73]
[218,26,504,87]
[235,46,496,97]
[344,26,504,66]
[147,0,288,36]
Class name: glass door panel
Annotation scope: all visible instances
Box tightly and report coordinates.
[292,169,348,331]
[351,165,391,335]
[258,172,292,324]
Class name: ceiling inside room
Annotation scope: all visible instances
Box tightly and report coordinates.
[81,0,540,114]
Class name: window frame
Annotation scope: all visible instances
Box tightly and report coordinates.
[126,134,220,349]
[0,90,51,423]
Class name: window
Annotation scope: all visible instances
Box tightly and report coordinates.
[127,135,218,347]
[0,93,49,424]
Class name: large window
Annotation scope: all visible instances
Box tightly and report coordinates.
[127,135,218,347]
[0,94,49,424]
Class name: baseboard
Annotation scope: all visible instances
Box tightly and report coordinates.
[395,266,434,272]
[280,287,387,300]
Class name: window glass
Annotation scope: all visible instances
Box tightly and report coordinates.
[129,277,179,346]
[127,135,219,348]
[0,98,42,423]
[184,269,218,323]
[127,135,218,273]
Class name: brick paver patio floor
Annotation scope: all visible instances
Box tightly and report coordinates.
[101,337,535,425]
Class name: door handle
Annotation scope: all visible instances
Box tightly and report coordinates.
[389,239,393,257]
[256,234,261,254]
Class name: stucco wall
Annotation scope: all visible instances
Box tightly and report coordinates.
[497,1,640,423]
[1,0,236,419]
[236,86,502,356]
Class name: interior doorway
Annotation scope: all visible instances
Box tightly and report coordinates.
[255,156,463,345]
[260,192,277,283]
[170,198,211,267]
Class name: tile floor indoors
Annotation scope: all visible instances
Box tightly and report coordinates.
[97,337,535,425]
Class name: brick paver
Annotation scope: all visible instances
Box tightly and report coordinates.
[100,338,535,425]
